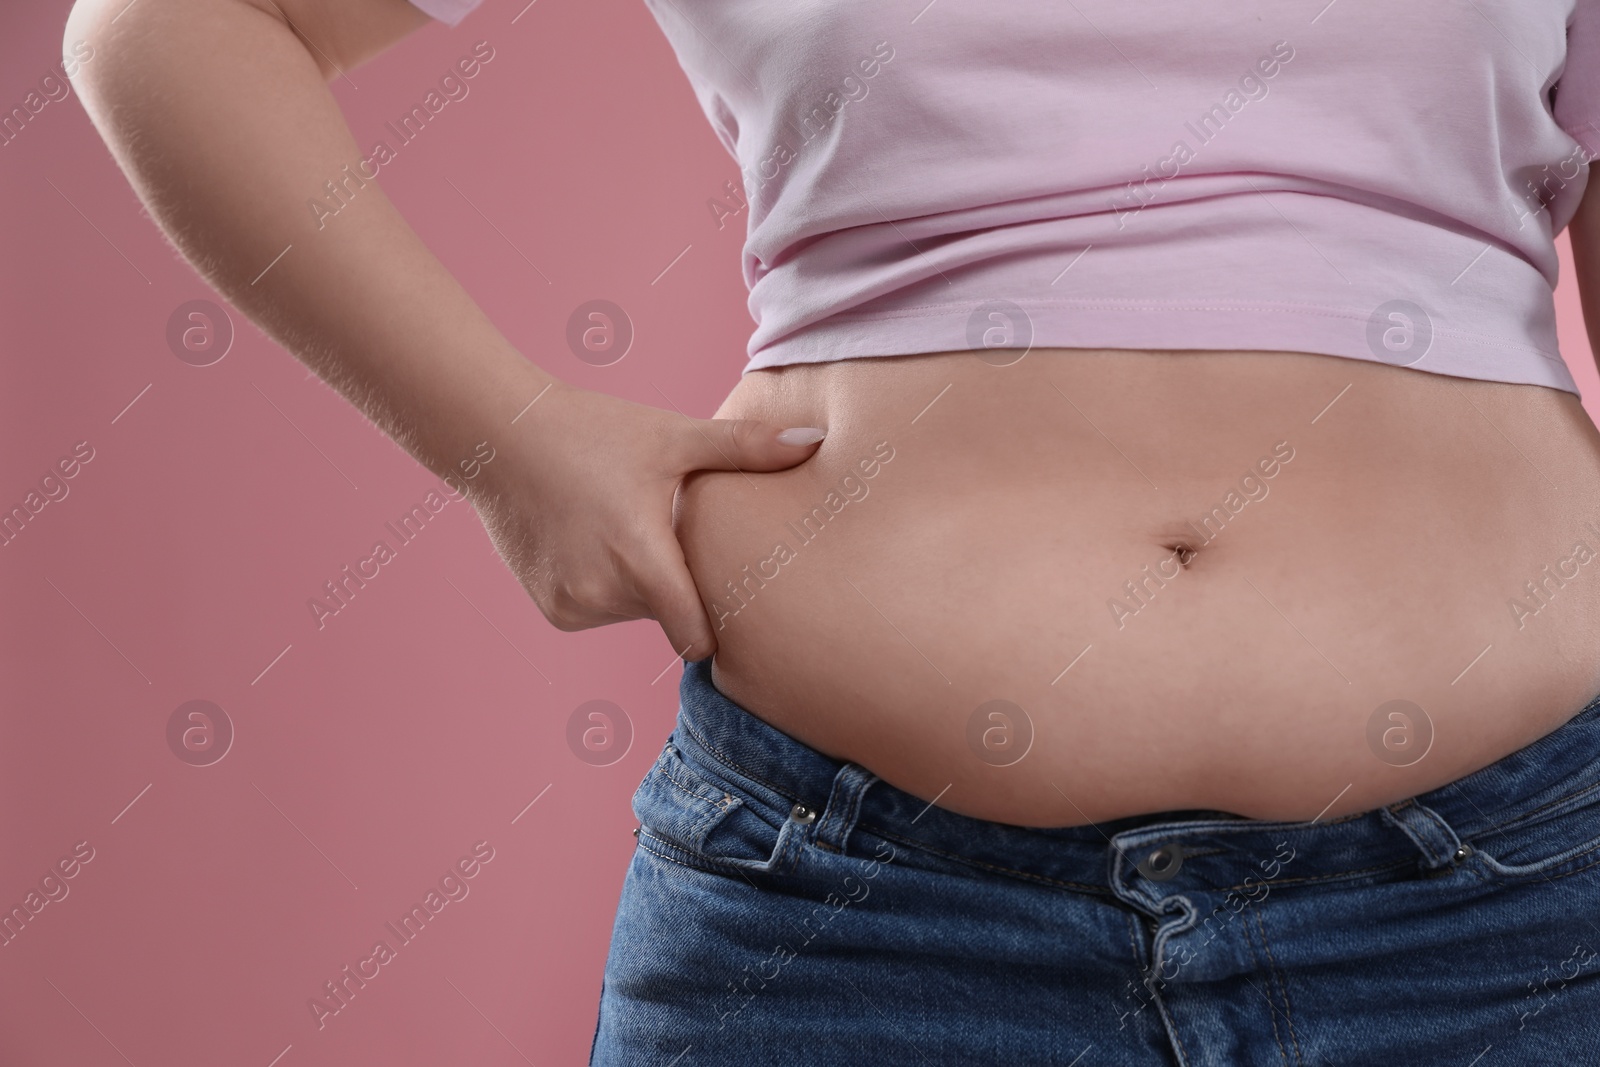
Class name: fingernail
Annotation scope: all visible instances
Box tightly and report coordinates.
[777,426,826,446]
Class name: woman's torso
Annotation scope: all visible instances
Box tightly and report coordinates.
[674,348,1600,827]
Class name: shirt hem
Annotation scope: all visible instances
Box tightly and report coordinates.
[742,300,1580,398]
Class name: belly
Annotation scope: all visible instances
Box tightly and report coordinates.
[673,347,1600,827]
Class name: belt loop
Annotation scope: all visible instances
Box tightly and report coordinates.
[1381,798,1466,869]
[811,763,878,855]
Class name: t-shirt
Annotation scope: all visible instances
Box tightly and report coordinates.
[408,0,1600,395]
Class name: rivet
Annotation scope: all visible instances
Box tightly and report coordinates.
[791,803,818,825]
[632,827,640,838]
[1453,844,1472,862]
[1136,843,1184,881]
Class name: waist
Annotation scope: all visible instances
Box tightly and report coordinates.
[675,346,1600,826]
[667,654,1600,890]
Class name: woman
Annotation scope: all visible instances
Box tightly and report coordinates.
[65,0,1600,1060]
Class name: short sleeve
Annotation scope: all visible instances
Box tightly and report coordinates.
[406,0,483,28]
[696,80,741,161]
[1556,0,1600,159]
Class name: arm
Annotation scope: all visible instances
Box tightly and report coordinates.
[63,0,822,659]
[1568,172,1600,378]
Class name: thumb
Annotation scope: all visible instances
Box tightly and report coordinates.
[680,419,826,473]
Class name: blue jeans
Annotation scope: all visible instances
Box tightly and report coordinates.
[591,658,1600,1065]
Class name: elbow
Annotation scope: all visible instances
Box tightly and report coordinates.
[59,0,167,119]
[59,0,109,101]
[57,23,98,84]
[60,0,143,145]
[59,0,165,143]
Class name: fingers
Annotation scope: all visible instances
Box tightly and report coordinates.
[675,417,826,474]
[629,528,719,663]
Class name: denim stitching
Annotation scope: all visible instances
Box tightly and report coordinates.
[658,751,727,805]
[1252,907,1305,1066]
[1235,906,1292,1066]
[815,768,856,854]
[1119,813,1370,843]
[1464,775,1600,842]
[839,773,863,850]
[1480,835,1600,884]
[833,768,876,856]
[654,756,742,843]
[689,796,733,844]
[1532,850,1600,883]
[1210,859,1414,894]
[637,830,794,879]
[636,833,732,877]
[1146,930,1195,1067]
[1119,910,1167,1051]
[677,714,802,811]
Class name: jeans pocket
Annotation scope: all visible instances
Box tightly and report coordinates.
[630,740,803,877]
[1470,778,1600,884]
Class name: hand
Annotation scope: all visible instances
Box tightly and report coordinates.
[469,381,826,662]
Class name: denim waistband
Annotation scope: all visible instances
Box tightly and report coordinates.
[671,658,1600,902]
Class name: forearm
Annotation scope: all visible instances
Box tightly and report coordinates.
[65,0,549,489]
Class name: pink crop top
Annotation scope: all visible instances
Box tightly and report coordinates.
[409,0,1600,395]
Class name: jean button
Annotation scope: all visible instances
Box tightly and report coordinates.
[791,803,819,825]
[1138,843,1184,881]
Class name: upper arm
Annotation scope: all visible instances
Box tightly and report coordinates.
[63,0,435,85]
[1569,175,1600,358]
[1559,2,1600,352]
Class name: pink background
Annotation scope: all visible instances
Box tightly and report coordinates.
[3,0,1599,1064]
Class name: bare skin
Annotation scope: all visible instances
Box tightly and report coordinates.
[66,0,1600,828]
[681,347,1600,825]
